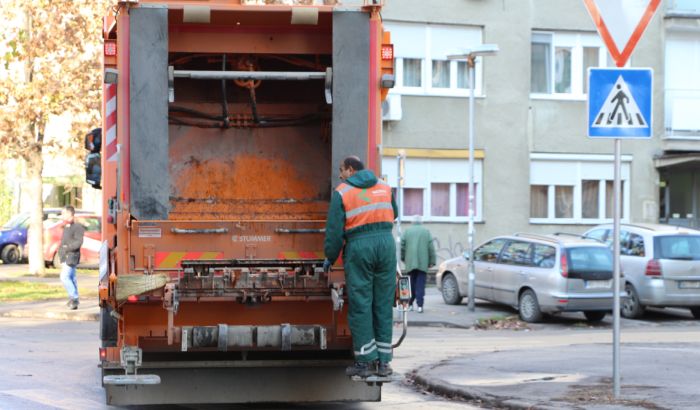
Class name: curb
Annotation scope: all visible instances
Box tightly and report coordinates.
[0,310,98,322]
[407,362,559,410]
[407,320,472,329]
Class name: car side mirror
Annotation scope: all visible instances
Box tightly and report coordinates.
[462,251,471,261]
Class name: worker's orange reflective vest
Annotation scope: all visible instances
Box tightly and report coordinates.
[336,181,394,231]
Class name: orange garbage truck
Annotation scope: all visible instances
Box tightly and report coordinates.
[92,0,404,405]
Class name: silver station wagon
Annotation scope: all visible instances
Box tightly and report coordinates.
[584,223,700,319]
[436,233,623,322]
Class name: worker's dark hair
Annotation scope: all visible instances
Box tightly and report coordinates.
[343,156,364,171]
[64,205,75,216]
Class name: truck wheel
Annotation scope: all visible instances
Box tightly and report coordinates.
[1,245,20,264]
[621,284,645,319]
[583,311,606,322]
[519,289,542,323]
[100,306,117,347]
[441,273,463,305]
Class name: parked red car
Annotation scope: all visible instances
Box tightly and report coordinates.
[41,213,101,267]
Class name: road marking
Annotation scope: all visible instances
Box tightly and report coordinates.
[1,389,103,410]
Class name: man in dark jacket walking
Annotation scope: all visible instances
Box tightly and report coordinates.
[59,206,84,310]
[324,156,398,378]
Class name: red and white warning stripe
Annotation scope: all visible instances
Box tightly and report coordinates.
[104,83,118,162]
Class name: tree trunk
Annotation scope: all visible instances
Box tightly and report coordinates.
[26,147,45,276]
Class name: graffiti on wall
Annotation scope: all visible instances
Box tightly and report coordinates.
[433,235,465,263]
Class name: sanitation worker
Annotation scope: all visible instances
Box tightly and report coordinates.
[323,156,398,378]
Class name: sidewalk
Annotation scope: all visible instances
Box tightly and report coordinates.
[0,265,100,321]
[412,342,700,410]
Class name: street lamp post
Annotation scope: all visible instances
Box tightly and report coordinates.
[448,44,498,312]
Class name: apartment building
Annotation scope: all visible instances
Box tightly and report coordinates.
[380,0,679,262]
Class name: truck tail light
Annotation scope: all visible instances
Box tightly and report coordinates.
[127,295,138,303]
[645,259,662,276]
[99,347,107,361]
[381,44,394,61]
[560,253,568,278]
[104,41,117,56]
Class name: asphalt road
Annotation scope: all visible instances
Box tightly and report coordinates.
[2,316,700,410]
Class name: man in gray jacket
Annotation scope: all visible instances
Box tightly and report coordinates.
[400,215,436,313]
[59,206,84,310]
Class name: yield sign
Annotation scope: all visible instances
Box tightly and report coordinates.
[583,0,661,67]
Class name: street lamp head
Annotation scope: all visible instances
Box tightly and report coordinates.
[447,43,500,60]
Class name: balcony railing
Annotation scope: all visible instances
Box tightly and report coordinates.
[667,0,700,15]
[665,88,700,138]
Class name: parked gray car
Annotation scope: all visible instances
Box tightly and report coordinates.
[436,233,623,323]
[584,223,700,319]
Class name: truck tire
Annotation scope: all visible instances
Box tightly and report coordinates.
[100,305,117,347]
[1,244,20,264]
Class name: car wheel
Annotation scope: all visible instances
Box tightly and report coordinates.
[1,245,20,264]
[583,311,606,322]
[52,252,60,269]
[621,284,645,319]
[518,289,542,323]
[690,307,700,320]
[441,273,463,305]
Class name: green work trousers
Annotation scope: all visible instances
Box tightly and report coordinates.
[344,231,397,364]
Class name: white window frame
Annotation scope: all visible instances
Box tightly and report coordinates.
[529,153,631,224]
[530,31,610,101]
[386,22,484,98]
[382,156,483,223]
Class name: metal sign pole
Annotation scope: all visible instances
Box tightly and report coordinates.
[612,138,621,398]
[396,151,405,270]
[467,56,476,312]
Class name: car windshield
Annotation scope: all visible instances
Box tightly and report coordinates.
[2,213,28,229]
[655,235,700,260]
[566,247,613,273]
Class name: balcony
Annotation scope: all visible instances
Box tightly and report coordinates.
[667,0,700,17]
[665,89,700,141]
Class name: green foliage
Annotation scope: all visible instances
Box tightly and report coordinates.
[0,280,97,302]
[0,174,13,226]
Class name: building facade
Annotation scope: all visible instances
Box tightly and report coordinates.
[380,0,691,263]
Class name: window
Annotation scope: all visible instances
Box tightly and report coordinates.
[403,188,424,217]
[665,28,700,135]
[555,186,573,218]
[585,229,609,243]
[533,244,556,268]
[530,154,631,223]
[403,58,422,87]
[530,31,608,98]
[456,183,476,217]
[385,22,484,96]
[431,183,450,216]
[474,239,506,263]
[383,156,483,222]
[605,180,625,219]
[622,232,645,257]
[501,241,533,266]
[78,217,101,233]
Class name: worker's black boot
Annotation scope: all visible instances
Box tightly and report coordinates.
[345,361,374,377]
[376,361,393,377]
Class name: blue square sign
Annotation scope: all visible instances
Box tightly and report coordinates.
[588,68,653,138]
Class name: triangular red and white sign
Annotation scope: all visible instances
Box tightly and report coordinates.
[583,0,661,67]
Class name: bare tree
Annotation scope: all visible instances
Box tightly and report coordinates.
[0,0,110,274]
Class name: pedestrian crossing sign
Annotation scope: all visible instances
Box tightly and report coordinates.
[588,68,653,138]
